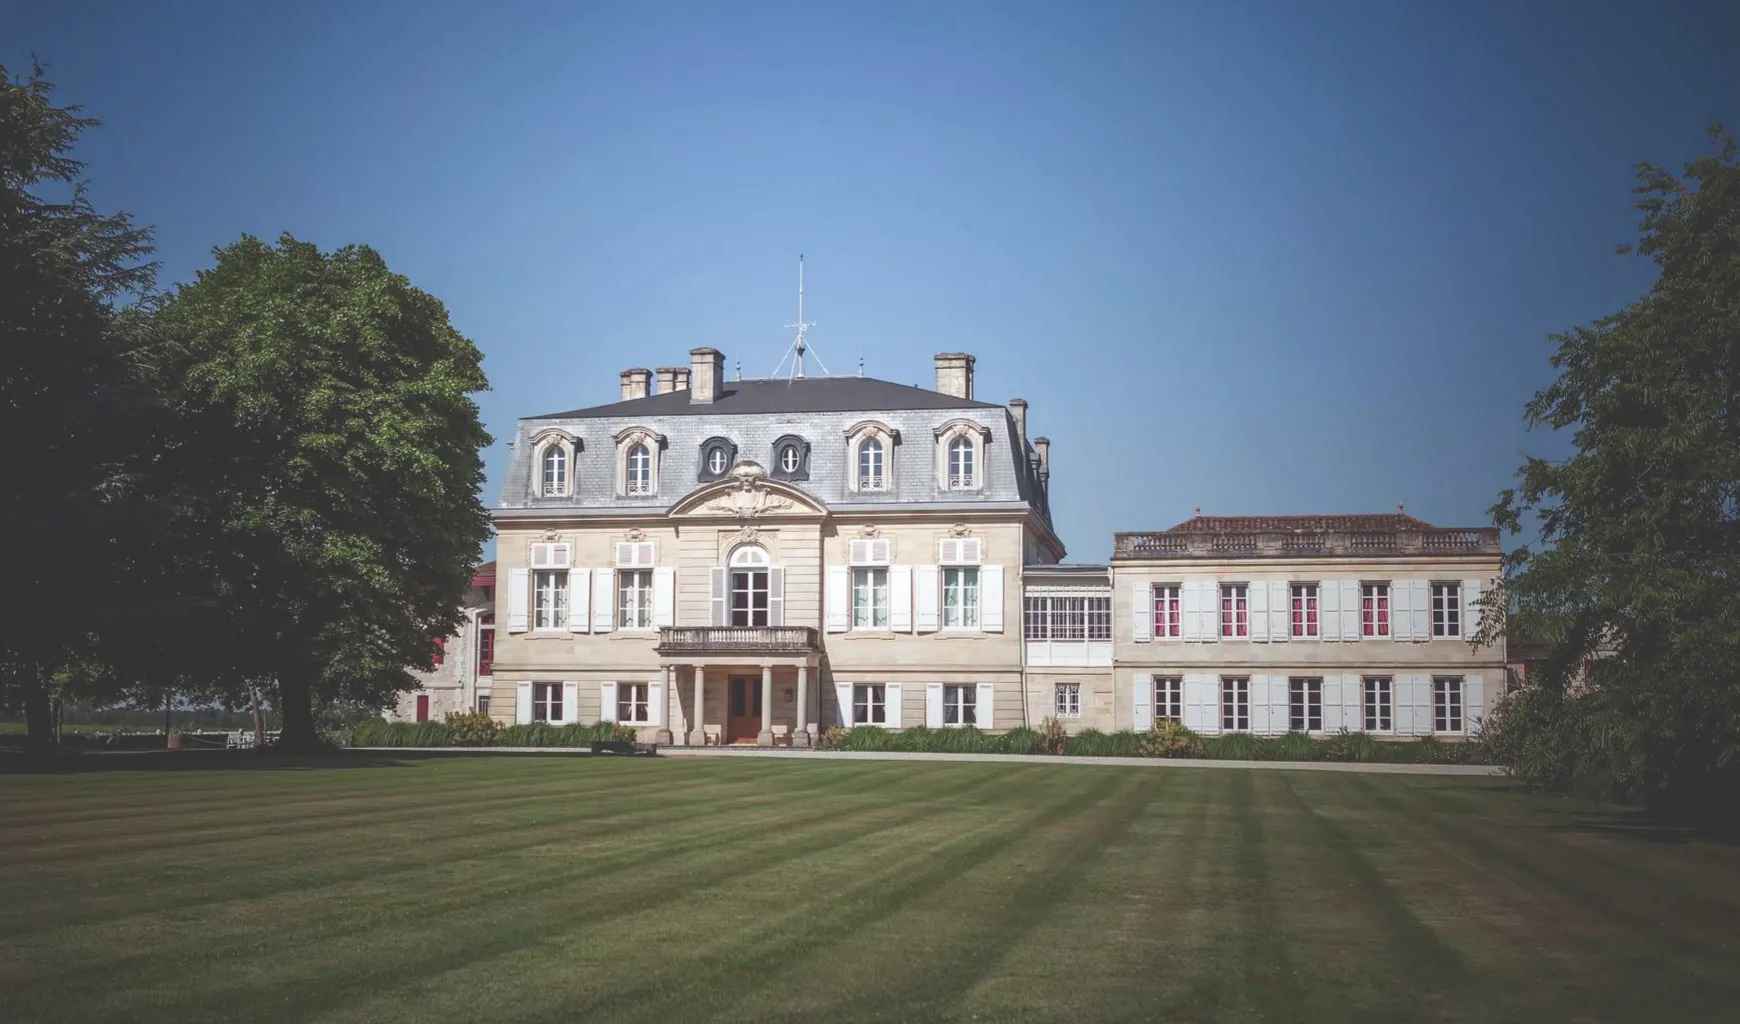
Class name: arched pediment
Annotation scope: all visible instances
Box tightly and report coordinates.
[529,427,581,450]
[614,425,667,447]
[933,417,991,440]
[667,460,828,519]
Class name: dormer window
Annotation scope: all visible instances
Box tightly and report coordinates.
[844,421,899,494]
[780,445,800,474]
[858,438,885,491]
[770,434,810,482]
[542,445,567,496]
[697,437,738,482]
[933,419,990,492]
[947,436,974,489]
[613,426,665,497]
[708,446,728,475]
[627,444,652,494]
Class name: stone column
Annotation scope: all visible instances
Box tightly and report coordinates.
[654,664,674,746]
[688,666,707,746]
[794,664,811,747]
[757,664,774,746]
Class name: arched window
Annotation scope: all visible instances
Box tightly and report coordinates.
[541,444,568,496]
[626,443,652,494]
[728,545,771,626]
[707,444,729,476]
[780,444,800,475]
[858,438,885,491]
[947,436,974,489]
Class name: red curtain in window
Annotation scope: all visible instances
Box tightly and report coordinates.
[432,636,445,665]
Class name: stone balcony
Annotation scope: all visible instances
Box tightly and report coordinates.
[655,626,821,656]
[1111,527,1501,561]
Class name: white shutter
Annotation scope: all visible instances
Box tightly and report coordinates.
[958,538,983,563]
[569,568,592,632]
[507,568,530,633]
[1419,674,1436,735]
[937,538,958,563]
[1269,581,1290,642]
[561,681,578,725]
[648,680,665,727]
[1189,674,1218,734]
[599,682,618,723]
[1340,580,1361,641]
[1463,579,1483,640]
[1391,581,1411,641]
[1179,582,1199,642]
[1249,675,1270,734]
[885,683,903,729]
[981,565,1004,632]
[1410,581,1431,643]
[825,566,849,633]
[915,565,940,631]
[711,568,729,626]
[848,539,870,564]
[1393,675,1414,734]
[1133,674,1153,732]
[835,682,853,727]
[1321,676,1342,732]
[1203,580,1220,642]
[1249,581,1270,643]
[1466,673,1484,735]
[1342,673,1362,730]
[1321,580,1342,643]
[925,683,944,728]
[516,681,533,723]
[1274,676,1292,735]
[592,569,614,632]
[768,567,785,627]
[890,566,912,632]
[1131,582,1152,642]
[652,567,675,627]
[976,683,995,729]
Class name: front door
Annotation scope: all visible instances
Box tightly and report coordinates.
[726,676,762,743]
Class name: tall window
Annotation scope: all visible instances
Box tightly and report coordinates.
[1431,583,1461,637]
[1024,595,1112,640]
[1155,677,1183,723]
[541,445,567,496]
[1290,583,1319,638]
[858,438,885,490]
[618,683,651,724]
[1152,585,1181,638]
[533,570,568,630]
[1221,677,1250,731]
[626,443,652,494]
[1220,584,1249,638]
[617,569,653,629]
[942,684,977,726]
[851,567,889,628]
[1288,678,1323,731]
[942,567,980,628]
[477,615,495,676]
[1363,677,1392,731]
[729,545,770,627]
[852,684,886,725]
[1362,583,1390,638]
[533,682,563,722]
[947,436,975,488]
[1054,683,1081,718]
[1433,677,1464,732]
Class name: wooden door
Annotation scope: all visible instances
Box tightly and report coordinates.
[415,695,430,723]
[726,676,761,743]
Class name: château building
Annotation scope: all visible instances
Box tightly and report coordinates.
[397,349,1504,743]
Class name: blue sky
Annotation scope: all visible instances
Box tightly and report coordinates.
[9,0,1736,560]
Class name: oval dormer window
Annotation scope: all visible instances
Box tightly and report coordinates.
[779,444,800,474]
[707,444,730,476]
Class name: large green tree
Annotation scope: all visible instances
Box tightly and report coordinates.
[153,235,491,751]
[0,62,160,755]
[1488,127,1740,817]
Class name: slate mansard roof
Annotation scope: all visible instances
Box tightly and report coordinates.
[498,374,1047,518]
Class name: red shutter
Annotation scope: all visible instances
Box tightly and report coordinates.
[415,695,430,722]
[432,637,445,665]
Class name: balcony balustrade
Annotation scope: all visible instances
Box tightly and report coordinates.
[656,626,820,656]
[1112,527,1500,561]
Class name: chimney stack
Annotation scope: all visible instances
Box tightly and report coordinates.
[620,367,651,401]
[689,348,725,404]
[1034,436,1050,483]
[934,352,975,400]
[1008,398,1028,450]
[655,366,690,394]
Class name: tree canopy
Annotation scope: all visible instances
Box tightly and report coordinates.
[1487,126,1740,818]
[151,235,492,751]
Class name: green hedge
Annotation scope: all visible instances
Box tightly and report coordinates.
[351,718,635,748]
[820,724,1489,765]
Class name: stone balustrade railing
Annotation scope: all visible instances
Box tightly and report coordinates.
[1112,527,1500,560]
[656,626,820,655]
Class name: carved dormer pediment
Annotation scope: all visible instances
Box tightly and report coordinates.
[667,459,827,519]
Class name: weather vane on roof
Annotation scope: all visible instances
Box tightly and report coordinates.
[772,255,831,382]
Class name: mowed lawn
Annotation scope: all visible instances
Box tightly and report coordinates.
[1,756,1736,1023]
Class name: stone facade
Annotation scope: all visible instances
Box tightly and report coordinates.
[387,564,497,723]
[426,350,1505,744]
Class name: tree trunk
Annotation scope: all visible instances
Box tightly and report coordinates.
[250,684,266,749]
[23,668,55,759]
[275,670,319,753]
